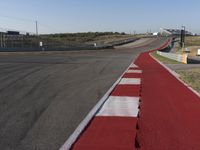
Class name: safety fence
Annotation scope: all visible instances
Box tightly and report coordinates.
[0,34,139,52]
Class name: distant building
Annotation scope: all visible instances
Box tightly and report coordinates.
[153,32,159,36]
[2,31,23,41]
[7,31,20,35]
[160,28,193,36]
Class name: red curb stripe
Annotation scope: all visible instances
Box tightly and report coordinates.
[123,73,143,78]
[72,117,138,150]
[111,85,141,97]
[128,67,141,70]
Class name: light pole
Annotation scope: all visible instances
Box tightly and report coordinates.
[181,26,185,49]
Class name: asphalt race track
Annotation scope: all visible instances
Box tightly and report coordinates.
[0,37,166,150]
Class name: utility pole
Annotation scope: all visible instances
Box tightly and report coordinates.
[35,21,40,48]
[181,26,185,48]
[0,32,2,48]
[36,21,38,36]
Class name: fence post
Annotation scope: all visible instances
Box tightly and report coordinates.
[0,33,2,48]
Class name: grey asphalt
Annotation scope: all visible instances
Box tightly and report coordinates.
[0,37,167,150]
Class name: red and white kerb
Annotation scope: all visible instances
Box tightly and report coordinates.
[70,63,143,150]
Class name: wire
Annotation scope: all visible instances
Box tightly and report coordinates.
[38,22,64,33]
[0,14,65,34]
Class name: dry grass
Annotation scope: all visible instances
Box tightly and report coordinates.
[175,36,200,56]
[185,36,200,56]
[183,46,200,57]
[177,69,200,93]
[185,36,200,46]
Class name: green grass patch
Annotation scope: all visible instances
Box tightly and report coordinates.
[177,69,200,93]
[151,51,180,64]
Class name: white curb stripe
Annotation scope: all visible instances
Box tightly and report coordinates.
[126,70,142,73]
[129,63,138,68]
[96,96,140,117]
[119,78,141,85]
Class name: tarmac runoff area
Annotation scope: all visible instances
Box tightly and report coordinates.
[0,37,167,150]
[115,38,157,49]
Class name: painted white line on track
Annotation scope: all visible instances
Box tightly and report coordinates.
[119,78,141,85]
[129,64,138,68]
[96,96,140,117]
[126,70,142,73]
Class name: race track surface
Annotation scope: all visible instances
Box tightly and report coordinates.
[0,37,166,150]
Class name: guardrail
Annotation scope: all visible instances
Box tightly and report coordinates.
[157,51,188,64]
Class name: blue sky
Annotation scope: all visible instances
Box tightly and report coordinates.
[0,0,200,34]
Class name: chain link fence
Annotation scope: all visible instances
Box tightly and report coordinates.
[0,33,143,52]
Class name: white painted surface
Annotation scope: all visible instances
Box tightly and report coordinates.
[97,96,140,117]
[119,78,141,85]
[39,42,43,47]
[198,49,200,56]
[129,63,138,68]
[126,70,142,73]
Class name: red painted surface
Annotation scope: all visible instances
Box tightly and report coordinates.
[129,67,141,70]
[72,117,137,150]
[123,73,142,78]
[111,85,141,97]
[135,51,200,150]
